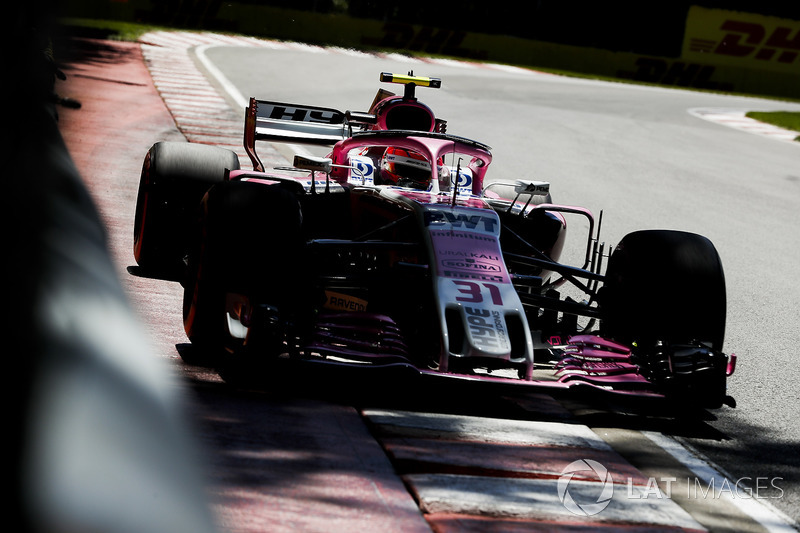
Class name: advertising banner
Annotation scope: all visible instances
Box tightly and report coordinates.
[683,6,800,74]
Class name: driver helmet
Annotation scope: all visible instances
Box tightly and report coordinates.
[381,147,432,190]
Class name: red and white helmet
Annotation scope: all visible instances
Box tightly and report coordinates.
[380,147,432,190]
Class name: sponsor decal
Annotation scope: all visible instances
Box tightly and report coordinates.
[429,231,508,282]
[424,209,499,234]
[443,270,504,282]
[682,6,800,72]
[429,229,494,242]
[442,258,501,272]
[260,102,344,124]
[547,335,564,346]
[441,248,503,279]
[464,306,508,351]
[448,166,473,194]
[426,207,508,283]
[439,250,501,261]
[324,291,368,312]
[619,7,799,92]
[348,155,375,185]
[443,250,503,280]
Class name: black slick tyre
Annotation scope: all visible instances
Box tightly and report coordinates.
[133,141,239,276]
[601,230,727,407]
[181,180,304,369]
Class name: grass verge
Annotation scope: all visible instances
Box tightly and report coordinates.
[747,111,800,141]
[59,18,168,42]
[745,111,800,141]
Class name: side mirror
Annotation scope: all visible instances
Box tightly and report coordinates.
[345,111,377,125]
[514,179,550,196]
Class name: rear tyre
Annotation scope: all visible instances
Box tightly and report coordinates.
[181,180,304,369]
[601,230,727,407]
[133,142,240,276]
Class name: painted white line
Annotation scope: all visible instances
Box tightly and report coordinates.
[643,431,798,533]
[193,43,316,160]
[194,44,249,111]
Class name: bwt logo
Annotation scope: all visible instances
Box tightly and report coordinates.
[424,210,498,233]
[693,20,800,64]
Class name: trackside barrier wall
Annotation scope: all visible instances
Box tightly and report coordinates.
[61,2,799,99]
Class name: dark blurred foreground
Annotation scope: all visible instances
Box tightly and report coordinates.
[6,3,219,532]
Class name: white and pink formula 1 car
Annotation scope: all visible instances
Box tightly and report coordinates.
[134,73,736,408]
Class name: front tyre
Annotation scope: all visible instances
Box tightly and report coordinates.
[601,230,728,407]
[181,180,304,370]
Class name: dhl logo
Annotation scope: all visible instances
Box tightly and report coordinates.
[683,6,800,74]
[690,20,800,64]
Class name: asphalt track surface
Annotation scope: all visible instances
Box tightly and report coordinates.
[55,33,800,532]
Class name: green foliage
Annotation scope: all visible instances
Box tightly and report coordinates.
[60,18,167,41]
[746,111,800,141]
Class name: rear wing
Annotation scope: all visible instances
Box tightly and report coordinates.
[244,98,375,171]
[244,73,443,171]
